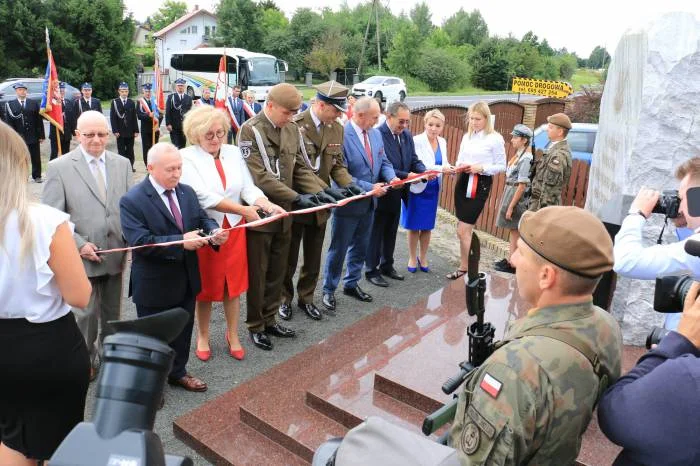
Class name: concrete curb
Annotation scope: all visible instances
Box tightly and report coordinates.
[435,208,510,259]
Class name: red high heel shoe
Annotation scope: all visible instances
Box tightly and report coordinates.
[226,332,245,361]
[195,338,211,362]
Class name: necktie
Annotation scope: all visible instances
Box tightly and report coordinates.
[20,100,25,109]
[122,99,126,106]
[165,189,184,231]
[394,134,402,154]
[91,159,106,202]
[363,130,373,167]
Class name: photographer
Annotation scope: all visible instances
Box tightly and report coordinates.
[614,158,700,328]
[597,282,700,465]
[450,206,622,464]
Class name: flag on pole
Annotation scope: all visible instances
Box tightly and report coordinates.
[39,27,63,132]
[152,48,165,118]
[214,53,227,110]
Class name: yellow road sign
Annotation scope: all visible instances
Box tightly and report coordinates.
[511,77,573,99]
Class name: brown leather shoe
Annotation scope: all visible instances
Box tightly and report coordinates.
[168,374,208,392]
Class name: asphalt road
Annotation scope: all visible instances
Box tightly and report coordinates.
[404,93,541,110]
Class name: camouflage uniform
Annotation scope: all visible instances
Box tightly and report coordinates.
[450,300,622,465]
[528,140,572,211]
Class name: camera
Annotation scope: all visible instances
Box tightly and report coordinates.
[651,189,681,218]
[645,274,693,349]
[50,309,193,466]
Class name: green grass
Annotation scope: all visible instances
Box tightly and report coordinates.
[570,69,603,91]
[294,84,510,99]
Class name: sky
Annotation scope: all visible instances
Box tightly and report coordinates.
[124,0,700,58]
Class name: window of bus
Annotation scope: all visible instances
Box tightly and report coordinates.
[248,57,280,86]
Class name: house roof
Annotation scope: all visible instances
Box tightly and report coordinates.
[153,9,216,38]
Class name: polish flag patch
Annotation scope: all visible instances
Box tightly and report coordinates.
[480,373,502,399]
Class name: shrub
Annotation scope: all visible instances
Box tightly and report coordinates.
[413,48,468,91]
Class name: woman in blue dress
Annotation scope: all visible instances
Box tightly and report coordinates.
[400,109,454,272]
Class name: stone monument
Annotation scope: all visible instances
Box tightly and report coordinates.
[586,12,700,344]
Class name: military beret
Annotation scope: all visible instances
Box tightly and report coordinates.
[142,83,152,90]
[547,112,572,130]
[267,83,302,111]
[518,206,613,278]
[314,80,349,111]
[81,82,92,90]
[174,78,186,85]
[59,81,66,89]
[511,124,533,139]
[118,82,129,89]
[12,82,27,90]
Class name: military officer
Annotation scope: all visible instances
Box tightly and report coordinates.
[280,81,364,321]
[136,83,163,166]
[110,82,139,171]
[73,82,102,133]
[2,81,45,181]
[166,78,193,149]
[450,206,623,464]
[528,113,573,211]
[49,82,75,160]
[238,83,337,351]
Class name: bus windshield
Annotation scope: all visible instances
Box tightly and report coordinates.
[248,57,279,86]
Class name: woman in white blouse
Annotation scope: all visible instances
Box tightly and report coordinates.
[0,121,92,464]
[447,101,506,280]
[181,106,284,361]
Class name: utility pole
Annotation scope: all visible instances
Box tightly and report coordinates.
[375,0,381,71]
[357,0,382,76]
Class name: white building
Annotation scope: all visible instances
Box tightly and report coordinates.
[133,24,152,47]
[153,6,217,80]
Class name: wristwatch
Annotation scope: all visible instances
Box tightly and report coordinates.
[628,207,648,219]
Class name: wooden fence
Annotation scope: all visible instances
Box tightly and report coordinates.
[409,106,590,242]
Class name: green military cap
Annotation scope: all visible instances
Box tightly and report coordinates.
[267,83,302,111]
[519,206,613,278]
[547,112,572,130]
[314,80,349,111]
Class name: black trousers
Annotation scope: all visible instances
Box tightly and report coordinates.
[365,208,401,277]
[141,130,160,166]
[116,136,135,167]
[136,286,195,380]
[49,134,72,160]
[170,128,186,149]
[27,142,41,180]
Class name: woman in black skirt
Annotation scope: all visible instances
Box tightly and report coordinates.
[0,121,92,464]
[447,101,506,279]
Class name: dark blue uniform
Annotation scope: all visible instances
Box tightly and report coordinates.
[3,98,45,180]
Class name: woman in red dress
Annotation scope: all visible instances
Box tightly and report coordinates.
[181,105,284,361]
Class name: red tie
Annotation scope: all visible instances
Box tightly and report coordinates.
[363,130,373,167]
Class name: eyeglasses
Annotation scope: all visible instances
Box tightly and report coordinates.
[80,132,110,139]
[204,129,226,140]
[397,119,410,125]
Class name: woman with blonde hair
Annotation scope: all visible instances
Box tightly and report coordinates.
[0,121,92,464]
[180,105,284,361]
[401,109,453,272]
[447,101,506,279]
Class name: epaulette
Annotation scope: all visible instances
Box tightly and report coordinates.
[292,112,305,123]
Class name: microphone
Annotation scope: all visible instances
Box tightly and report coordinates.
[683,233,700,257]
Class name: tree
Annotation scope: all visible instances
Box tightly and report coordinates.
[409,2,433,38]
[557,54,578,80]
[258,0,279,10]
[588,46,610,69]
[413,48,467,91]
[470,38,510,90]
[150,0,187,33]
[305,29,346,78]
[216,0,264,50]
[386,24,423,75]
[443,8,488,47]
[286,8,327,74]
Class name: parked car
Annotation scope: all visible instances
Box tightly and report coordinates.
[352,76,407,105]
[0,78,81,109]
[533,122,598,164]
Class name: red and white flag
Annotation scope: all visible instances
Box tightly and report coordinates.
[479,373,502,399]
[214,54,227,111]
[465,173,479,199]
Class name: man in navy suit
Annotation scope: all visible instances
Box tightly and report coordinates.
[2,81,45,181]
[120,142,228,393]
[366,101,426,287]
[110,82,139,171]
[242,90,262,122]
[226,85,245,144]
[321,97,398,310]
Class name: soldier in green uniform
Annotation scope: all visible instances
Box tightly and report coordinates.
[238,83,337,351]
[528,113,573,211]
[450,206,622,464]
[279,81,364,321]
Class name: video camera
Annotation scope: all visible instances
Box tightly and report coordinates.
[651,190,681,218]
[50,309,194,466]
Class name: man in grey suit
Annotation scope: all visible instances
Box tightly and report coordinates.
[42,110,133,380]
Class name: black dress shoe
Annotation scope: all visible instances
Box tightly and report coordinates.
[366,274,389,287]
[298,303,322,320]
[322,292,336,311]
[343,285,373,302]
[250,331,273,350]
[278,302,293,320]
[264,322,296,338]
[382,269,405,281]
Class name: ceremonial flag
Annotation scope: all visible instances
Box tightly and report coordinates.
[152,49,165,118]
[214,53,227,110]
[39,27,63,132]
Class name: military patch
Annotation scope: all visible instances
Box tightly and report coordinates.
[480,373,502,399]
[461,422,480,455]
[467,405,496,439]
[551,158,560,165]
[327,143,341,148]
[239,140,253,147]
[241,146,251,158]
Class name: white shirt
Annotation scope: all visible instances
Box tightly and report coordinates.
[80,146,108,189]
[456,130,506,176]
[148,176,181,217]
[350,119,370,150]
[310,108,323,132]
[613,214,700,279]
[0,204,72,323]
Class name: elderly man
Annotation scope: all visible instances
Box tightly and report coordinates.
[120,142,228,392]
[450,206,622,464]
[2,81,45,182]
[322,97,398,310]
[42,110,133,381]
[242,90,261,121]
[165,78,192,149]
[198,87,215,106]
[528,113,572,211]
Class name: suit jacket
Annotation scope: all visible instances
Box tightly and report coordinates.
[110,98,139,137]
[411,132,449,194]
[135,97,163,135]
[377,123,426,212]
[165,93,192,129]
[243,101,262,122]
[2,98,44,144]
[336,121,396,217]
[73,97,103,129]
[119,177,218,307]
[227,96,246,130]
[42,148,133,277]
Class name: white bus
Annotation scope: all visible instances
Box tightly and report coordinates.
[169,47,287,102]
